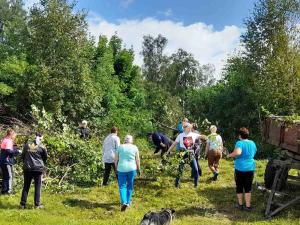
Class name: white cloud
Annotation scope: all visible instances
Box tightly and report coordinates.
[88,15,242,79]
[120,0,135,8]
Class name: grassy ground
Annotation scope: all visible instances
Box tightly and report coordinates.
[0,148,299,225]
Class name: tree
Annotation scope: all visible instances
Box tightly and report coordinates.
[242,0,300,114]
[25,0,99,120]
[141,34,169,82]
[164,48,214,96]
[0,0,27,60]
[0,0,28,115]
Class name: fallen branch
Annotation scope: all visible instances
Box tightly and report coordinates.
[58,163,77,187]
[156,122,177,132]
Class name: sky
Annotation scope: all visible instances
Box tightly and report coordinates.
[24,0,257,78]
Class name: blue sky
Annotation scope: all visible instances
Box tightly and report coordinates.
[25,0,257,78]
[75,0,256,31]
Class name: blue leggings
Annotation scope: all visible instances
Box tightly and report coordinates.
[117,170,137,205]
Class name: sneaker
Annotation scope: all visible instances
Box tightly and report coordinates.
[235,204,244,210]
[1,191,12,195]
[19,205,26,209]
[35,205,44,209]
[213,172,219,181]
[121,204,127,212]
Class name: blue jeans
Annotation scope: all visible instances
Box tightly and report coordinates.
[117,170,137,205]
[175,153,199,188]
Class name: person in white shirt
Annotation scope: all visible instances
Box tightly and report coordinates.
[167,123,201,188]
[102,126,120,186]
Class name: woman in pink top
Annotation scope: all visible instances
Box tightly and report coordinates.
[0,128,19,194]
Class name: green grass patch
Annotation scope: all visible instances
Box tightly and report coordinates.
[0,150,299,225]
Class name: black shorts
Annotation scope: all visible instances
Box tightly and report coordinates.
[235,170,254,194]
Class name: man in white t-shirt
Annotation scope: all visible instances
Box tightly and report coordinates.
[102,126,120,186]
[167,123,200,188]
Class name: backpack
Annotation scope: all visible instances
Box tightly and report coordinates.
[208,134,222,150]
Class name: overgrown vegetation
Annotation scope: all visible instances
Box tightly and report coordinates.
[0,0,299,193]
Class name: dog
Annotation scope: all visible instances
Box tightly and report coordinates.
[140,208,175,225]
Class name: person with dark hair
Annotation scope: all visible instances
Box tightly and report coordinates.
[227,127,257,211]
[20,132,47,209]
[148,132,171,157]
[0,128,20,194]
[102,126,120,186]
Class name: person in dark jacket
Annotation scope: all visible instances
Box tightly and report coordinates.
[20,132,48,209]
[78,120,90,140]
[148,132,172,156]
[0,128,20,194]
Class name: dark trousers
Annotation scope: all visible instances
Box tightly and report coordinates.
[235,170,254,194]
[1,164,13,194]
[20,171,42,206]
[103,163,117,186]
[154,142,172,165]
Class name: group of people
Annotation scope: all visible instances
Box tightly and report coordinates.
[0,118,257,212]
[101,118,257,212]
[0,129,47,209]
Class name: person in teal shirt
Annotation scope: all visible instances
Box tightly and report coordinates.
[114,135,140,212]
[228,127,257,212]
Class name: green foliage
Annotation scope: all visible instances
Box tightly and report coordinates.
[25,0,100,120]
[183,0,300,152]
[0,82,14,95]
[45,133,102,187]
[0,0,299,193]
[0,0,27,59]
[241,0,300,114]
[31,105,103,188]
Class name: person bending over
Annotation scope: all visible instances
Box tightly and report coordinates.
[227,127,257,212]
[102,126,120,186]
[148,132,172,157]
[20,132,48,209]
